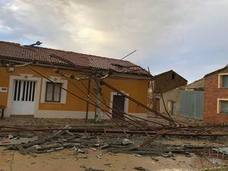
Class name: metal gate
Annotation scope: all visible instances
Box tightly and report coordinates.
[179,90,204,119]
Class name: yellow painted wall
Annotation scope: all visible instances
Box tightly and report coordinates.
[0,67,9,106]
[0,66,149,114]
[103,78,149,113]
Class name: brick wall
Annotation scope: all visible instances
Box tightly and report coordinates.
[154,71,187,93]
[204,71,228,124]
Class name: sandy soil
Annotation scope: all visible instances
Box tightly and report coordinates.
[0,147,227,171]
[0,118,227,171]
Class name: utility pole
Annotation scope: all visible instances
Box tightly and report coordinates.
[85,78,91,122]
[121,50,136,60]
[94,78,102,122]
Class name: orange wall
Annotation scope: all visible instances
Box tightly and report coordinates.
[104,78,148,113]
[0,67,9,106]
[0,66,149,114]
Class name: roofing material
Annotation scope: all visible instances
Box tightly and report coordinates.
[0,41,149,76]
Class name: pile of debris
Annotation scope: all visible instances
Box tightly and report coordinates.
[0,125,227,159]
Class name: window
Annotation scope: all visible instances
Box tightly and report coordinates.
[45,82,62,102]
[221,75,228,88]
[41,78,67,104]
[13,80,36,102]
[219,100,228,114]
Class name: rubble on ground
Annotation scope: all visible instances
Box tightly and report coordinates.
[0,125,227,160]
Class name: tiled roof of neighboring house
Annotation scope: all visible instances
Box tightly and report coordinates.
[0,41,150,76]
[204,65,228,77]
[184,78,204,90]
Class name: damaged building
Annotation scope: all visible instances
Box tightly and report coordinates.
[151,70,187,115]
[0,41,153,120]
[0,40,227,125]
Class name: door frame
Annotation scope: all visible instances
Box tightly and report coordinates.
[110,91,129,115]
[6,75,41,116]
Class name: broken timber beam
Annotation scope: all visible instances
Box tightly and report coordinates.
[1,126,228,137]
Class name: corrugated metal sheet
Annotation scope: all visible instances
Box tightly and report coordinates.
[179,90,204,119]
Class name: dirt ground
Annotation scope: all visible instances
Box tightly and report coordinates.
[0,118,227,171]
[0,147,227,171]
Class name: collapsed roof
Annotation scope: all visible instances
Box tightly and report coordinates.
[0,41,150,76]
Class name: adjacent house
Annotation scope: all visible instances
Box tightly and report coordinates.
[0,41,151,120]
[151,70,187,115]
[178,65,228,124]
[204,65,228,124]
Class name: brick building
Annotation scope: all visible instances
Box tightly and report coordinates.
[204,65,228,124]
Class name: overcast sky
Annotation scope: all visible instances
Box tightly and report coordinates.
[0,0,227,82]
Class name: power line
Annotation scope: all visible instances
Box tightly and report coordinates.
[121,50,137,60]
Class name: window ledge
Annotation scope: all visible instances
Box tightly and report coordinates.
[43,102,62,104]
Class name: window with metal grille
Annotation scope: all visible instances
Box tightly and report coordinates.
[45,82,62,102]
[13,80,36,102]
[221,75,228,88]
[220,100,228,114]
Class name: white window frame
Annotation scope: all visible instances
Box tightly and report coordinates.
[218,73,228,88]
[217,98,228,114]
[45,82,62,102]
[40,77,67,104]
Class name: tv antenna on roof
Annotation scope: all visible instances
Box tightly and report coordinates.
[29,41,42,47]
[121,50,137,60]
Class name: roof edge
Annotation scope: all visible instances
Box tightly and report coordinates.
[154,70,188,82]
[204,65,228,78]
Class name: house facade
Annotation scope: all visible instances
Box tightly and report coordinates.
[0,41,151,120]
[204,66,228,124]
[175,67,228,124]
[151,70,187,115]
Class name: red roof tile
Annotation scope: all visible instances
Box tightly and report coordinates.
[0,41,150,76]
